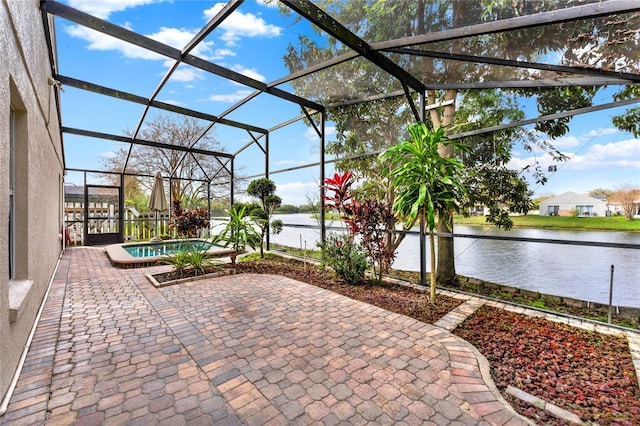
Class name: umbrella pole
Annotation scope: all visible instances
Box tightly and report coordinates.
[151,211,161,242]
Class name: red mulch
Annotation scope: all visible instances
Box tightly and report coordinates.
[454,306,640,425]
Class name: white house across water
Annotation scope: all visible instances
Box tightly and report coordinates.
[539,191,607,217]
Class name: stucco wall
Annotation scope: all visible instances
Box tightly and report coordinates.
[0,0,63,401]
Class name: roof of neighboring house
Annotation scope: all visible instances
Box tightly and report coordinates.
[64,185,118,196]
[539,191,607,206]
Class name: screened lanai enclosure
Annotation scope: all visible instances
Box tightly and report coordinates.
[46,1,640,306]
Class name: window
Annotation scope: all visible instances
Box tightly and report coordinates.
[576,205,594,216]
[9,105,15,279]
[8,82,27,281]
[8,85,35,322]
[547,205,559,216]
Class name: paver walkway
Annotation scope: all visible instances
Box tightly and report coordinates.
[3,247,531,425]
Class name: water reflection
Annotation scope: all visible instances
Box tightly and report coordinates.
[269,214,640,308]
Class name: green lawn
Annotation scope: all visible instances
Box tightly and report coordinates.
[454,214,640,231]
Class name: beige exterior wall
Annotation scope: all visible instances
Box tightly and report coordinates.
[0,0,64,401]
[539,192,608,217]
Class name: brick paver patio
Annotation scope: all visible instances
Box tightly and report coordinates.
[2,247,531,425]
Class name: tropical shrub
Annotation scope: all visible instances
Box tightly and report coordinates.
[318,233,368,285]
[346,199,397,283]
[170,199,210,237]
[186,244,217,276]
[323,171,355,217]
[160,241,218,277]
[160,248,191,277]
[322,171,396,283]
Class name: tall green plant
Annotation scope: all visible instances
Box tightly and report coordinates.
[214,205,260,267]
[380,123,467,301]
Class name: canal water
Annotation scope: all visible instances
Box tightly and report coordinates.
[268,214,640,309]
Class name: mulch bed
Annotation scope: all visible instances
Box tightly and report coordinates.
[454,306,640,425]
[153,254,640,425]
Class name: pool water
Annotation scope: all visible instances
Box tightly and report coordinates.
[124,241,216,257]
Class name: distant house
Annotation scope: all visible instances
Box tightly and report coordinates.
[468,204,488,216]
[539,191,607,217]
[608,194,640,218]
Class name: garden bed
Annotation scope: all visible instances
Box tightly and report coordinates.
[147,267,235,287]
[455,306,640,425]
[388,269,640,330]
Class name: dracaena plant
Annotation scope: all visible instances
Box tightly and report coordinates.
[380,122,467,301]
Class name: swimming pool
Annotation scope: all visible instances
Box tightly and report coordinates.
[124,240,217,257]
[105,239,235,268]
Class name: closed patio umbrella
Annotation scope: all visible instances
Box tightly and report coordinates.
[149,172,168,241]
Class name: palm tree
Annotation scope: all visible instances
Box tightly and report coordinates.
[380,122,467,301]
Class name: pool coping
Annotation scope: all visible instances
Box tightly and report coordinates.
[104,239,236,268]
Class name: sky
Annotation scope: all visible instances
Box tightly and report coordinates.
[57,0,640,206]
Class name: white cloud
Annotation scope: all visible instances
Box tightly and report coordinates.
[275,181,320,206]
[548,134,581,149]
[65,23,221,83]
[303,127,319,141]
[65,25,216,60]
[231,65,266,82]
[169,64,205,82]
[582,127,619,139]
[304,126,336,141]
[203,3,281,46]
[583,138,640,162]
[147,27,216,58]
[256,0,279,8]
[532,127,622,152]
[65,25,162,60]
[506,154,550,172]
[67,0,157,19]
[509,138,640,173]
[209,90,255,103]
[214,48,236,58]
